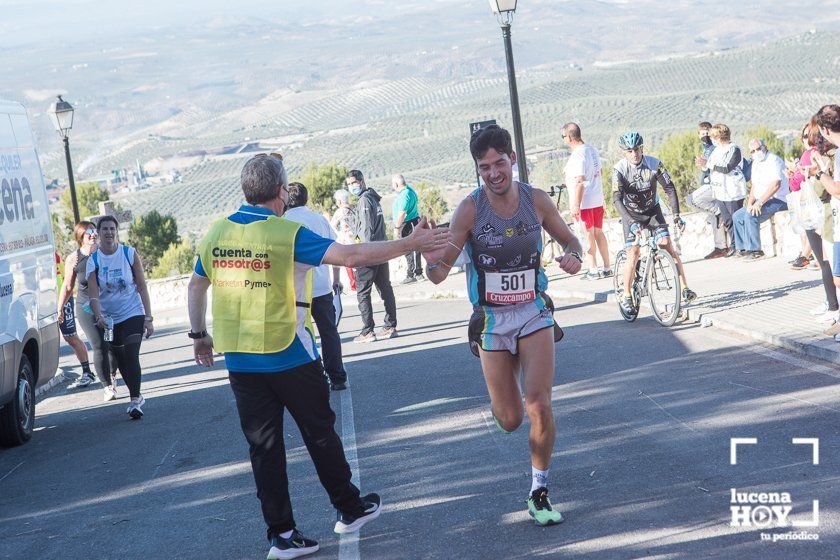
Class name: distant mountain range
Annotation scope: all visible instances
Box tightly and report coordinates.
[1,1,838,234]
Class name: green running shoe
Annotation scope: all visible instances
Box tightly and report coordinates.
[492,413,513,434]
[527,487,564,526]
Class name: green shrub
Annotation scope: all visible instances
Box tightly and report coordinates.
[151,238,196,279]
[128,210,180,274]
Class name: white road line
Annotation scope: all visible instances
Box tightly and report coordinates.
[338,387,361,560]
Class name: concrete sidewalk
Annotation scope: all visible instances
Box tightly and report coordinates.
[384,253,840,365]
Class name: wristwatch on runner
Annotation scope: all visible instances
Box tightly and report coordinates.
[569,251,583,263]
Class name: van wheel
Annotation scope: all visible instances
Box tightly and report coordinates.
[0,356,35,447]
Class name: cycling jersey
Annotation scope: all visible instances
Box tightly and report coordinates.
[611,155,680,223]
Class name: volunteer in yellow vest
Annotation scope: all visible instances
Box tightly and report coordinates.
[187,154,450,560]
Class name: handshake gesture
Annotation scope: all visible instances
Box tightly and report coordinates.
[408,216,452,265]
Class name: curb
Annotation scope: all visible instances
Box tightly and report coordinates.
[40,285,836,401]
[685,308,840,366]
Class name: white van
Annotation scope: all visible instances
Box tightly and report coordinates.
[0,100,59,446]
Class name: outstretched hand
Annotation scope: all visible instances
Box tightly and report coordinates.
[409,216,451,254]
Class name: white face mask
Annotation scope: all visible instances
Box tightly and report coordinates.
[753,150,767,162]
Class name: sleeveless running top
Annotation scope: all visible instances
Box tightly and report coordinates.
[73,248,91,305]
[465,182,548,307]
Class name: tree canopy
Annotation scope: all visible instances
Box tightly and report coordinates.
[128,210,180,275]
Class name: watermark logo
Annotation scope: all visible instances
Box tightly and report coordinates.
[729,438,820,542]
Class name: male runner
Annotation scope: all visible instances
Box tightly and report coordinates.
[612,132,697,313]
[424,124,582,525]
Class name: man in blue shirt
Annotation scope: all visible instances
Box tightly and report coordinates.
[188,154,449,559]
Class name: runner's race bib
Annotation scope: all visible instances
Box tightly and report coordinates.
[485,271,535,304]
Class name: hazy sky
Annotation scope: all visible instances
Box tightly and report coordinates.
[0,0,475,47]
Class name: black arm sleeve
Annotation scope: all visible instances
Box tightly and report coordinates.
[611,168,634,223]
[357,195,373,243]
[712,146,742,174]
[656,162,681,216]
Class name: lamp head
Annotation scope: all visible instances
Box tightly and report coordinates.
[488,0,517,25]
[48,95,74,137]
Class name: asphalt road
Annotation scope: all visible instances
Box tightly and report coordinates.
[1,297,838,560]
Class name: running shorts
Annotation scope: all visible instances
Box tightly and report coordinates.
[59,296,77,337]
[622,206,669,247]
[468,293,563,357]
[580,206,604,230]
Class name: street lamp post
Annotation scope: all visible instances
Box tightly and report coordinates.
[489,0,527,184]
[48,96,79,224]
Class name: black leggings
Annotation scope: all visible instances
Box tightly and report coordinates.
[805,230,839,311]
[716,199,744,248]
[102,315,145,398]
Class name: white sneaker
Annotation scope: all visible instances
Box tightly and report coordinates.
[810,302,830,315]
[127,395,145,419]
[816,310,839,326]
[103,387,117,402]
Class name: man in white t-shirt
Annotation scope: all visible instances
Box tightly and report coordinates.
[732,139,789,259]
[563,122,611,279]
[284,182,348,390]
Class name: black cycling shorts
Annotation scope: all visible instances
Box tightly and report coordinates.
[59,296,77,337]
[622,206,670,247]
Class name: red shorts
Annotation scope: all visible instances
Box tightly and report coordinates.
[580,206,604,229]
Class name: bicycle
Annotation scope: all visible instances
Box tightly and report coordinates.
[613,228,682,326]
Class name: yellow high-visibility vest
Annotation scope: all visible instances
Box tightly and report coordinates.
[199,215,312,354]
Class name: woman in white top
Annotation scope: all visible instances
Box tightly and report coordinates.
[330,189,359,290]
[699,123,748,256]
[86,216,154,419]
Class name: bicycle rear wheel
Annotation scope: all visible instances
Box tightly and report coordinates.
[647,249,681,326]
[613,249,638,322]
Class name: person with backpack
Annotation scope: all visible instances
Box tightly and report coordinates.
[697,123,748,257]
[86,215,154,419]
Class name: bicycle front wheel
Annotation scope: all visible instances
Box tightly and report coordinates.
[647,249,681,327]
[613,249,638,322]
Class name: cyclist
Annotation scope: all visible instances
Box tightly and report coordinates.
[424,124,583,526]
[612,132,697,314]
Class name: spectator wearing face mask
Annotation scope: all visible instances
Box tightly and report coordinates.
[731,139,790,259]
[691,121,728,259]
[344,170,397,343]
[698,123,748,257]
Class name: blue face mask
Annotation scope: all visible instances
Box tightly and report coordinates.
[349,184,362,197]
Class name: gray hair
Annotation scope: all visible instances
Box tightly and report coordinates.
[334,189,351,205]
[749,138,767,152]
[392,173,406,187]
[240,155,287,205]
